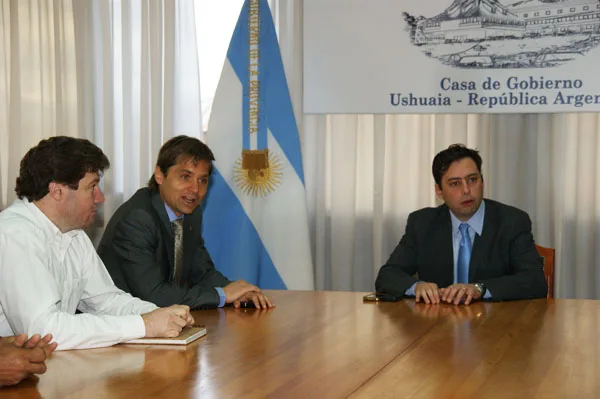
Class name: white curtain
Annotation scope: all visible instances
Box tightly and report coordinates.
[2,0,599,299]
[70,0,203,239]
[0,0,79,206]
[0,0,203,242]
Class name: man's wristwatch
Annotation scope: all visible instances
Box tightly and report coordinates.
[473,282,487,298]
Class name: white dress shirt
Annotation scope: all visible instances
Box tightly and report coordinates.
[0,199,158,350]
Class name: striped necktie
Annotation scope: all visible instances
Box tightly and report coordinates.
[172,219,184,285]
[457,223,472,284]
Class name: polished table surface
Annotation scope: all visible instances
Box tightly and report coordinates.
[2,291,599,398]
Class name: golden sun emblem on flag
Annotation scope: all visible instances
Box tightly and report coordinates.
[234,0,283,198]
[233,149,283,197]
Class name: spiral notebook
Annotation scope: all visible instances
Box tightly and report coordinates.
[123,326,207,345]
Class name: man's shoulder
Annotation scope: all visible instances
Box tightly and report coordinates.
[409,204,447,221]
[124,187,155,208]
[484,199,531,221]
[0,201,40,234]
[187,205,204,223]
[0,202,49,254]
[402,204,449,235]
[111,188,158,221]
[101,188,163,242]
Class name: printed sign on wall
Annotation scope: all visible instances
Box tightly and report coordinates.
[304,0,600,114]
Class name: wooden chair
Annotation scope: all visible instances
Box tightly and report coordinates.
[535,244,555,299]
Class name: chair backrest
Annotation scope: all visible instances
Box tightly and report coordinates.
[535,244,555,299]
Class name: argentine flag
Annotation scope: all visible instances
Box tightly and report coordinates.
[202,0,314,290]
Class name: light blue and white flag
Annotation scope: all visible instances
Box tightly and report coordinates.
[202,0,314,290]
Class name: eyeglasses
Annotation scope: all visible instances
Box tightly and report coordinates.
[445,173,481,190]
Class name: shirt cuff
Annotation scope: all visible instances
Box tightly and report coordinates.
[121,315,148,343]
[215,287,226,307]
[405,283,417,296]
[483,289,492,299]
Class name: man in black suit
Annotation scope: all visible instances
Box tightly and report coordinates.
[376,144,547,305]
[98,136,272,310]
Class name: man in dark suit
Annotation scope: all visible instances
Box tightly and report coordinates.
[376,144,547,305]
[98,136,272,310]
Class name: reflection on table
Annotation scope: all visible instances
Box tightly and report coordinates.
[2,292,599,398]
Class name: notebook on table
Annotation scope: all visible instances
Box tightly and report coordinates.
[123,326,207,345]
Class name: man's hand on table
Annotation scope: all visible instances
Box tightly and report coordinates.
[440,284,482,305]
[224,280,274,310]
[0,333,56,387]
[415,282,441,304]
[142,305,195,338]
[415,282,482,306]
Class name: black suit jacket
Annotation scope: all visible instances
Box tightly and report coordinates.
[97,188,231,309]
[375,199,547,301]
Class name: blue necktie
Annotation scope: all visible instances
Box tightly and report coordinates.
[457,223,472,284]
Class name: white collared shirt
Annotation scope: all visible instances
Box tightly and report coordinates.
[0,199,158,350]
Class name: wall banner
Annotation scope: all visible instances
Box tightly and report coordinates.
[303,0,600,114]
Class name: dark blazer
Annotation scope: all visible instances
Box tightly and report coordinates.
[97,188,231,309]
[375,199,547,301]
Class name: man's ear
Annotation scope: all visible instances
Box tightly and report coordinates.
[154,166,165,185]
[47,182,63,201]
[435,183,443,200]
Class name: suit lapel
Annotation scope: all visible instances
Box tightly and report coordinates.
[181,213,199,284]
[439,211,454,285]
[469,200,496,280]
[151,193,176,275]
[430,206,454,286]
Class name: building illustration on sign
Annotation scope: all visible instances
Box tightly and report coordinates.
[404,0,600,68]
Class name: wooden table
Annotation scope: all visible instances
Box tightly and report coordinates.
[2,291,599,398]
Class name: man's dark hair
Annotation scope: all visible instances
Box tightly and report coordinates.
[432,144,482,187]
[148,135,215,193]
[15,136,110,201]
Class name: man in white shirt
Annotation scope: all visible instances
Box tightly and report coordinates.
[0,136,195,350]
